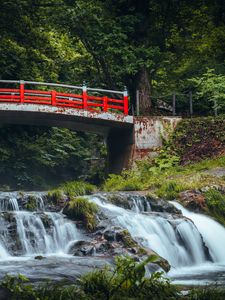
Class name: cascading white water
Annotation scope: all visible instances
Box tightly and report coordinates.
[90,196,209,268]
[171,201,225,263]
[0,192,81,257]
[1,191,225,284]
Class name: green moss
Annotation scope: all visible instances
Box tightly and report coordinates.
[117,229,137,248]
[24,196,37,211]
[66,197,98,231]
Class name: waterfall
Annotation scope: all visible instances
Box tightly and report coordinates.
[0,192,81,257]
[171,201,225,263]
[1,190,225,283]
[90,196,210,268]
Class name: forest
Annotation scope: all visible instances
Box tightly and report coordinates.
[1,0,225,113]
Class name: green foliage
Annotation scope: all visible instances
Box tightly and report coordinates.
[60,181,97,198]
[190,69,225,112]
[204,189,225,226]
[37,283,86,300]
[1,0,225,113]
[103,153,225,202]
[188,285,225,300]
[0,125,105,190]
[0,274,37,300]
[79,255,177,300]
[67,197,98,231]
[156,181,186,200]
[103,171,144,192]
[149,150,180,173]
[24,196,37,211]
[2,263,225,299]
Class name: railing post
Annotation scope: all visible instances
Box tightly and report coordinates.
[123,87,128,115]
[189,91,193,116]
[82,81,88,110]
[172,93,176,116]
[20,80,25,103]
[103,96,108,112]
[51,90,56,106]
[136,89,140,116]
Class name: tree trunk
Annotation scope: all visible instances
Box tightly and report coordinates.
[136,68,152,115]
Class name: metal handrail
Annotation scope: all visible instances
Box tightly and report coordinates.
[0,80,125,95]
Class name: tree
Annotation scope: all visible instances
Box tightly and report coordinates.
[190,69,225,114]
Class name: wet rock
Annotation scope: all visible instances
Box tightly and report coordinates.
[95,192,180,214]
[146,197,181,214]
[0,288,11,300]
[35,255,45,260]
[69,240,96,256]
[92,225,171,272]
[178,190,206,212]
[103,229,116,241]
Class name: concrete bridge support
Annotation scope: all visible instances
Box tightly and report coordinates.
[107,116,181,174]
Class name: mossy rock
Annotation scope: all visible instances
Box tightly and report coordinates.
[63,197,98,232]
[107,194,131,209]
[24,196,37,211]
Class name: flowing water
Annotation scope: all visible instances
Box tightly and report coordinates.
[89,195,225,285]
[0,192,225,285]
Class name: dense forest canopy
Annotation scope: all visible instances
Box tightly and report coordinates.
[1,0,225,114]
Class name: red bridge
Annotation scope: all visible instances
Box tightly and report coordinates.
[0,80,179,174]
[0,80,128,115]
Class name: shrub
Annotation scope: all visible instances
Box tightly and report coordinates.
[0,274,37,300]
[79,255,177,300]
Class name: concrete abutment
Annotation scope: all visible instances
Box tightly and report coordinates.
[108,116,181,173]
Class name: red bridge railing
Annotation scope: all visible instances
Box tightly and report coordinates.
[0,80,129,115]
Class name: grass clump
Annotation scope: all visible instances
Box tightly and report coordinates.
[156,181,187,200]
[60,181,97,197]
[48,180,97,203]
[204,188,225,226]
[65,197,98,231]
[24,195,37,211]
[103,171,143,192]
